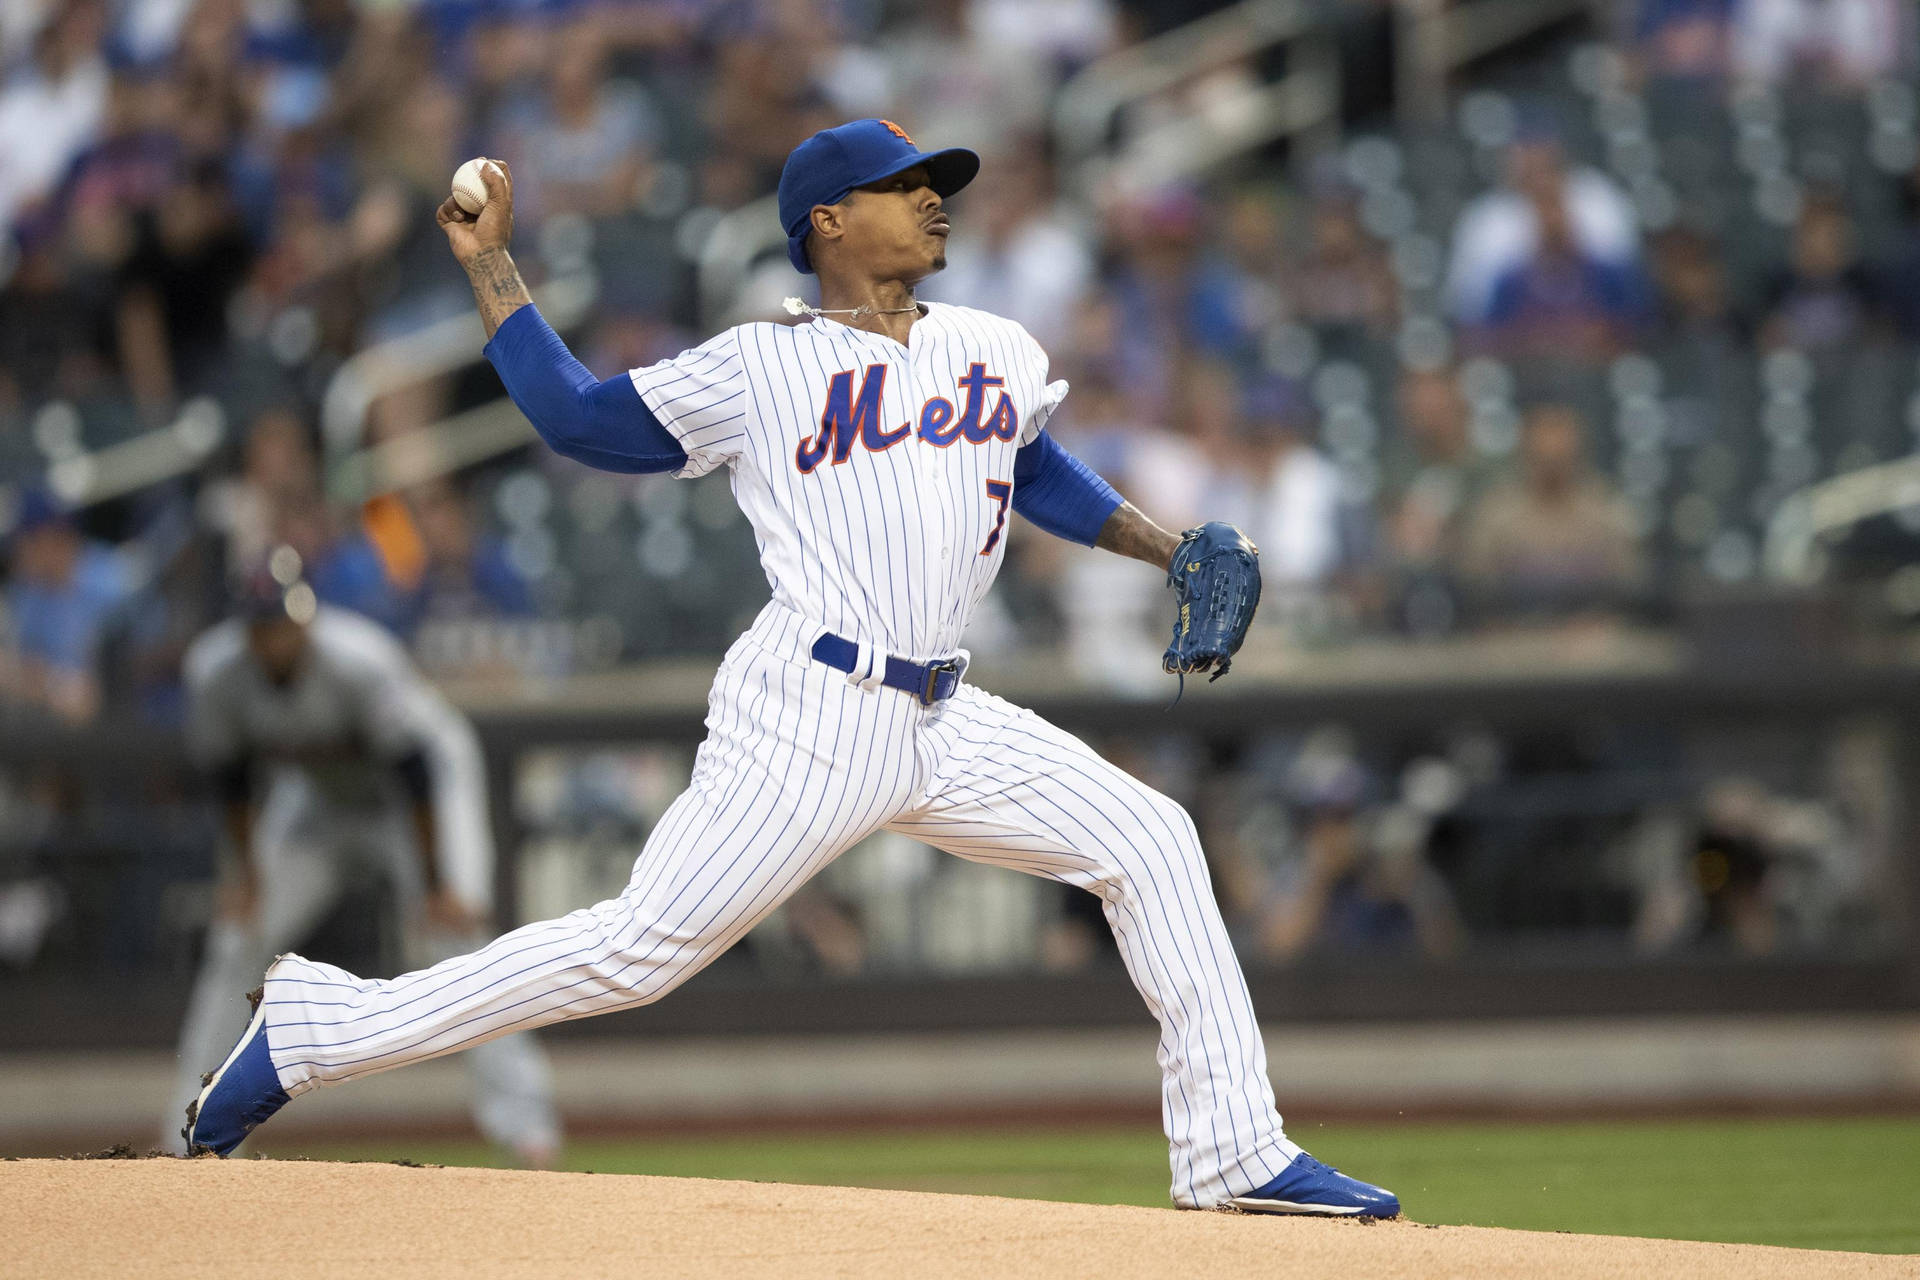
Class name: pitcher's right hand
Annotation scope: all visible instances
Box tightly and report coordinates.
[437,158,514,267]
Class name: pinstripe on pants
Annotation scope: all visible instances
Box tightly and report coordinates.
[262,603,1300,1207]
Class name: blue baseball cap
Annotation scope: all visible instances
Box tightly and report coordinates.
[778,119,979,274]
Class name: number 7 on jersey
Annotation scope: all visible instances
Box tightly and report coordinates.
[979,479,1012,556]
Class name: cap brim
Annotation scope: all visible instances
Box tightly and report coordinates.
[853,146,981,200]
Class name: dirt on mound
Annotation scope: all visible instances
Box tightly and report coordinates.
[6,1158,1909,1279]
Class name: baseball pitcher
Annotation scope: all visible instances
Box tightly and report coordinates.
[186,121,1395,1216]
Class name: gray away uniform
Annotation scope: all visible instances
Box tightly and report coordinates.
[162,606,558,1157]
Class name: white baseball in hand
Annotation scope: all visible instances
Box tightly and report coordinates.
[451,158,501,215]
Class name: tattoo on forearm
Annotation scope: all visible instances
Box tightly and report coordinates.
[464,247,532,339]
[1095,501,1182,571]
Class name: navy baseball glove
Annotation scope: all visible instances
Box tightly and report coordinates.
[1163,522,1261,682]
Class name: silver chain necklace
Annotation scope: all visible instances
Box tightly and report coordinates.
[783,297,919,320]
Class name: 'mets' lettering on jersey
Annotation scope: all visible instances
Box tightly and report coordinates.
[626,301,1067,661]
[795,362,1018,473]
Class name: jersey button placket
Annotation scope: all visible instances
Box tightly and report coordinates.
[906,351,939,655]
[913,347,956,647]
[931,438,955,592]
[912,331,939,478]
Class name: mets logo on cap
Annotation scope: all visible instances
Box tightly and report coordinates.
[879,120,914,144]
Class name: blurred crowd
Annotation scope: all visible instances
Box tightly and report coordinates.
[3,0,1920,716]
[0,0,1915,974]
[510,711,1893,981]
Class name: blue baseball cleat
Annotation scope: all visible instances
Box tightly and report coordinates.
[183,986,289,1156]
[1227,1152,1401,1217]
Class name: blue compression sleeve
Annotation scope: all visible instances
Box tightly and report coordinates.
[1011,430,1123,547]
[482,305,688,474]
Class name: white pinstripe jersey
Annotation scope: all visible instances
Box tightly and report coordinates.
[628,302,1068,662]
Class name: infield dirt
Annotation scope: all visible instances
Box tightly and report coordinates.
[7,1158,1913,1279]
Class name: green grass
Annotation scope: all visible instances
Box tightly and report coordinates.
[277,1115,1920,1255]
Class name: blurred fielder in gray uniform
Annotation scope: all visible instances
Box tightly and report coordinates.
[161,552,560,1162]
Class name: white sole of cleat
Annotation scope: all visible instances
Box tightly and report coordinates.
[1224,1198,1378,1216]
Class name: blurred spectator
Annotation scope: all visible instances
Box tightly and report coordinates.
[205,414,416,637]
[705,9,846,186]
[1636,777,1863,956]
[111,0,195,67]
[1631,0,1738,85]
[1214,187,1286,336]
[56,69,180,263]
[0,0,108,238]
[351,77,480,343]
[1648,226,1751,444]
[768,884,868,977]
[1758,193,1887,353]
[1733,0,1909,91]
[1288,183,1398,343]
[1102,187,1263,414]
[47,69,181,420]
[98,507,223,723]
[314,494,423,634]
[1177,361,1261,530]
[923,142,1093,352]
[222,464,536,645]
[4,488,136,722]
[1458,404,1646,621]
[879,0,1066,155]
[206,406,321,579]
[112,157,254,415]
[1051,368,1218,682]
[1052,367,1212,526]
[1260,730,1464,961]
[1472,171,1653,364]
[344,74,488,434]
[1884,159,1920,342]
[971,0,1117,71]
[494,19,658,226]
[401,477,535,630]
[1688,782,1781,954]
[1650,225,1742,343]
[251,486,398,632]
[0,226,106,408]
[1383,368,1500,633]
[1241,374,1370,597]
[1445,131,1641,326]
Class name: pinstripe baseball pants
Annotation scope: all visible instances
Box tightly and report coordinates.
[262,604,1301,1206]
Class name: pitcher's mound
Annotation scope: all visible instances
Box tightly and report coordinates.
[7,1157,1906,1279]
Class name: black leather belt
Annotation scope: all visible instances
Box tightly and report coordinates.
[810,633,962,705]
